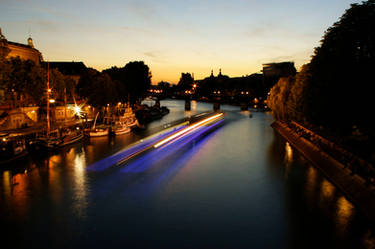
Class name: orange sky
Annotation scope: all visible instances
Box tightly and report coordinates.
[0,0,360,84]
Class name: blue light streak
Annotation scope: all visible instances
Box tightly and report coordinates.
[86,126,186,171]
[121,119,224,173]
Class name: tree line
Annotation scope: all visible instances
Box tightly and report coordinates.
[267,0,375,160]
[268,0,375,137]
[76,61,151,107]
[0,43,151,109]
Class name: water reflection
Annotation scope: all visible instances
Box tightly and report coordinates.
[305,166,318,206]
[284,142,293,178]
[1,100,374,249]
[2,171,11,200]
[72,149,88,219]
[320,179,335,200]
[7,171,29,218]
[336,196,354,235]
[47,155,63,205]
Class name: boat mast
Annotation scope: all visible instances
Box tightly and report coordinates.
[93,112,99,130]
[64,87,67,123]
[46,62,50,135]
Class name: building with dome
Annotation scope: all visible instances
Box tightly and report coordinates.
[0,28,43,64]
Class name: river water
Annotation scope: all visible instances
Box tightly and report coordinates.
[1,99,374,249]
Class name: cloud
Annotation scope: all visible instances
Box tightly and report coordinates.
[144,51,157,58]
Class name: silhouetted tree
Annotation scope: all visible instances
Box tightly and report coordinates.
[268,0,375,139]
[308,0,375,134]
[104,61,151,104]
[77,68,118,107]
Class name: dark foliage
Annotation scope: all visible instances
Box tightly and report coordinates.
[76,68,119,107]
[308,0,375,135]
[104,61,151,104]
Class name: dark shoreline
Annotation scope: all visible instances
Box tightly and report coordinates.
[272,120,375,225]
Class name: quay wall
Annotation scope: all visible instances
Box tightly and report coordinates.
[272,120,375,224]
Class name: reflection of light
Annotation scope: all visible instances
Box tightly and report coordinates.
[73,151,88,218]
[49,154,62,166]
[305,166,318,203]
[320,179,335,199]
[2,171,11,200]
[284,142,293,178]
[154,113,223,148]
[307,166,317,187]
[336,196,354,233]
[285,142,293,163]
[191,100,197,110]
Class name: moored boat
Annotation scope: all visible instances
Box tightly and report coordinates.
[87,127,109,137]
[112,122,130,136]
[0,133,28,164]
[60,127,84,146]
[85,112,109,137]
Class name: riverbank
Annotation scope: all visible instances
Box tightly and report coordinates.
[272,120,375,224]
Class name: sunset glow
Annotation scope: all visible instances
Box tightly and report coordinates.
[0,0,361,83]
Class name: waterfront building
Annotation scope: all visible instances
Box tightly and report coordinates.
[0,28,43,64]
[0,107,38,129]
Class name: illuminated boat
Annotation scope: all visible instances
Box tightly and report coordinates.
[35,129,62,149]
[60,127,84,146]
[87,127,109,137]
[112,122,131,135]
[36,127,84,149]
[85,112,109,137]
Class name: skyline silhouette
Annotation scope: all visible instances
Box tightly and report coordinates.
[0,0,361,83]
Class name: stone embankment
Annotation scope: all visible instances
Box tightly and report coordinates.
[272,120,375,224]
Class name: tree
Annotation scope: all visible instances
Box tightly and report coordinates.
[286,64,312,122]
[2,57,45,106]
[267,76,294,120]
[76,69,118,108]
[268,0,375,139]
[308,0,375,134]
[104,61,152,104]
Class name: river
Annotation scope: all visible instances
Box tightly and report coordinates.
[1,99,374,249]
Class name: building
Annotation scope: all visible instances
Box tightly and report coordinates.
[0,28,43,64]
